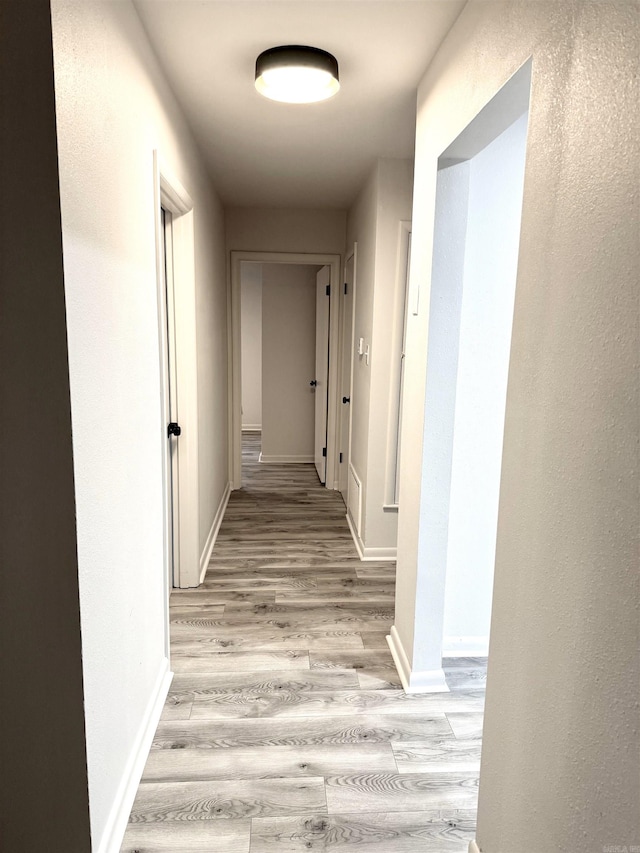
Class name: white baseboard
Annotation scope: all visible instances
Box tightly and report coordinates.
[259,453,314,464]
[469,841,481,853]
[346,512,397,562]
[96,659,173,853]
[387,626,450,694]
[199,482,231,583]
[241,425,261,432]
[443,635,489,657]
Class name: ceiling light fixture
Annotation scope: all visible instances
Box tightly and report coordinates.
[255,45,340,104]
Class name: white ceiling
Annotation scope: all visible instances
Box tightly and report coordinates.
[133,1,466,208]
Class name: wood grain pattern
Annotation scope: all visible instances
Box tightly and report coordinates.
[168,668,361,697]
[128,778,326,822]
[141,743,397,782]
[152,714,453,750]
[121,434,486,850]
[324,772,479,812]
[121,819,250,852]
[250,811,476,852]
[392,738,482,773]
[189,688,483,721]
[170,650,310,674]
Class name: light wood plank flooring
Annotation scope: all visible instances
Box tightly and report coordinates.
[121,433,486,852]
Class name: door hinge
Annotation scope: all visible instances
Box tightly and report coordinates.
[326,284,330,296]
[344,282,348,295]
[322,447,327,458]
[339,452,343,463]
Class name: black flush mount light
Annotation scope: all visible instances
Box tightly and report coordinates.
[255,45,340,104]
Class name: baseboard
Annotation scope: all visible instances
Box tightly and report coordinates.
[469,841,481,853]
[346,512,397,562]
[96,659,173,853]
[443,635,490,657]
[241,425,261,432]
[259,453,314,464]
[199,481,231,583]
[387,626,450,694]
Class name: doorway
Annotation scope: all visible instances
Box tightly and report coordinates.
[229,251,342,491]
[160,207,180,590]
[240,262,324,470]
[389,61,532,692]
[338,248,356,508]
[153,152,200,601]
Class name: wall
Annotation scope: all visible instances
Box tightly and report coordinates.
[226,207,346,256]
[346,158,414,556]
[396,1,639,849]
[411,159,469,669]
[442,112,529,651]
[261,264,317,462]
[0,1,91,849]
[240,262,262,430]
[50,1,228,849]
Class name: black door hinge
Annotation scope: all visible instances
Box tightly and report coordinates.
[339,452,343,463]
[326,284,330,296]
[322,447,327,457]
[344,282,348,295]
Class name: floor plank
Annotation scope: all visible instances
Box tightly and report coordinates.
[392,738,482,773]
[152,714,453,749]
[128,778,327,823]
[324,772,479,813]
[249,811,476,852]
[141,743,397,783]
[189,688,484,720]
[121,819,250,852]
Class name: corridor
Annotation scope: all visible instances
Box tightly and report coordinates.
[121,434,486,852]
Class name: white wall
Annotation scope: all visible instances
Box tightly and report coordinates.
[396,1,639,849]
[410,159,470,669]
[346,158,414,556]
[261,264,317,462]
[226,207,346,256]
[51,1,228,849]
[443,112,529,651]
[240,262,262,430]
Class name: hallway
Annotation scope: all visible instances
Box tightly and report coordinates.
[121,435,486,851]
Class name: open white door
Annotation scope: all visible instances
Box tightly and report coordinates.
[338,251,355,506]
[161,208,180,587]
[314,265,331,483]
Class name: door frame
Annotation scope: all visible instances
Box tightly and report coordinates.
[337,244,357,502]
[229,251,342,490]
[153,151,200,607]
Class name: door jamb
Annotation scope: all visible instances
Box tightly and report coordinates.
[229,251,341,490]
[153,151,200,604]
[338,245,357,497]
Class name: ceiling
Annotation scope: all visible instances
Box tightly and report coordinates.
[133,1,466,209]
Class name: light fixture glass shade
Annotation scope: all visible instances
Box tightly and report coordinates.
[255,45,340,104]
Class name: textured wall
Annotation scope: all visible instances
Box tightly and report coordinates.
[397,1,639,849]
[0,1,91,848]
[51,0,228,847]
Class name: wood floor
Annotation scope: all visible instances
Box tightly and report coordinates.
[121,433,486,852]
